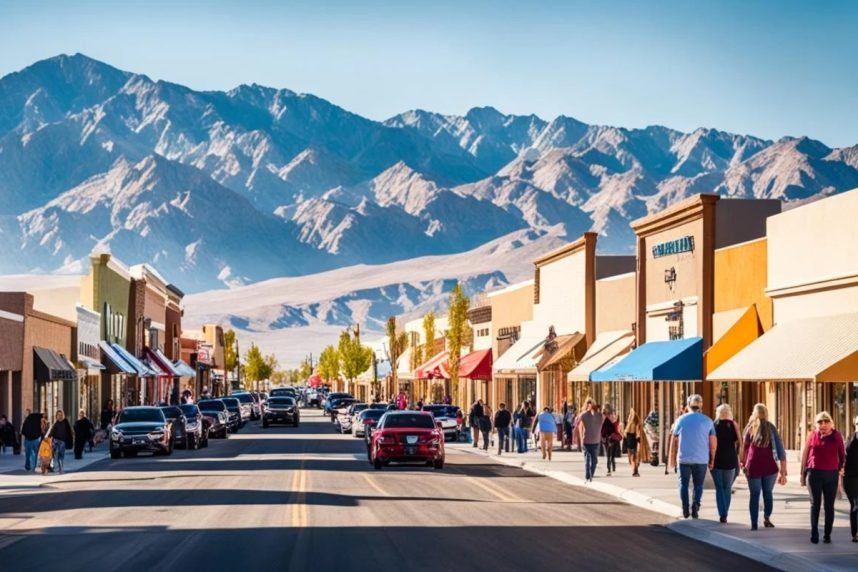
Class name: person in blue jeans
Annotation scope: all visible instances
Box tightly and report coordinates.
[20,410,43,472]
[577,398,603,481]
[711,404,743,523]
[669,395,716,519]
[742,403,787,530]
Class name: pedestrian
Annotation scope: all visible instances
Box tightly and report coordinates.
[534,406,557,461]
[494,403,512,455]
[668,394,716,519]
[741,403,787,530]
[0,414,15,455]
[443,394,452,405]
[562,401,575,451]
[100,399,115,431]
[644,408,660,466]
[21,410,42,471]
[800,411,846,544]
[625,408,642,477]
[577,398,603,481]
[478,407,492,451]
[46,410,73,475]
[843,415,858,543]
[710,404,743,523]
[416,399,424,410]
[73,409,95,460]
[469,399,484,447]
[513,402,526,453]
[601,403,622,476]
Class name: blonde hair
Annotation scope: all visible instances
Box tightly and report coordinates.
[715,403,733,421]
[746,403,772,447]
[815,411,832,424]
[626,408,640,432]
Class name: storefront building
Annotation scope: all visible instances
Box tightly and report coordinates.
[75,304,104,418]
[709,189,858,449]
[488,280,534,409]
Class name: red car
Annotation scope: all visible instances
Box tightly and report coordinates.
[370,411,445,470]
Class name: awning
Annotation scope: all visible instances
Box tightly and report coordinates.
[33,347,76,381]
[590,337,703,382]
[492,326,546,374]
[704,305,763,377]
[172,360,197,377]
[567,330,635,382]
[396,347,413,379]
[77,355,106,374]
[99,341,136,375]
[708,312,858,382]
[110,343,157,377]
[536,332,585,371]
[415,351,450,380]
[459,349,492,380]
[145,347,183,377]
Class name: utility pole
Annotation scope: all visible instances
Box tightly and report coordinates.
[235,337,241,391]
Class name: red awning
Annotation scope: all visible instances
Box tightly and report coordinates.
[308,373,322,388]
[415,351,450,380]
[145,347,182,377]
[459,348,492,380]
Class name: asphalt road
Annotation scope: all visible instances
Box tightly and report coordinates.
[0,408,774,572]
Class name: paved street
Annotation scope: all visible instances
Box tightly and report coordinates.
[0,408,772,572]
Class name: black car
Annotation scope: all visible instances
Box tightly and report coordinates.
[269,387,297,398]
[197,399,230,438]
[160,406,190,449]
[262,397,300,428]
[218,397,243,431]
[110,406,173,458]
[179,404,210,448]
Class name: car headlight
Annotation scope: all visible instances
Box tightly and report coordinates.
[186,421,198,429]
[149,430,165,439]
[111,428,123,440]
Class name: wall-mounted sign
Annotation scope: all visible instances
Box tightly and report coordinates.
[652,235,694,258]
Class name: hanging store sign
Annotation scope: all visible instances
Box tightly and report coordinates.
[652,235,694,258]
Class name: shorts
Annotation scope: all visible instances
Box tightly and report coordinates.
[625,432,638,452]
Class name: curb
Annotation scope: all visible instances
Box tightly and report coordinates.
[454,445,835,572]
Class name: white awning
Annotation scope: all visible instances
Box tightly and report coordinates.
[78,355,106,374]
[708,312,858,382]
[396,347,413,379]
[493,323,545,374]
[567,330,635,382]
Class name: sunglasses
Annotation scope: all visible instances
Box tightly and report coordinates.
[817,419,831,424]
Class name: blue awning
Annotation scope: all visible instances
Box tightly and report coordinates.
[110,343,157,377]
[99,341,136,375]
[173,359,197,378]
[590,337,703,382]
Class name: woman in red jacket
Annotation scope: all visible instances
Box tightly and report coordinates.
[800,411,846,544]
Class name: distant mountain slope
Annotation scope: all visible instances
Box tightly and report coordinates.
[1,53,857,292]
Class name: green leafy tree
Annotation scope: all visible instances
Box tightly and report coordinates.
[422,311,436,359]
[318,345,340,383]
[298,358,313,382]
[386,317,408,397]
[446,283,470,407]
[264,353,279,389]
[223,329,238,375]
[338,329,373,392]
[244,343,271,391]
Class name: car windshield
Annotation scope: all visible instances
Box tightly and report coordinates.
[335,399,357,407]
[118,408,165,423]
[160,407,182,419]
[369,403,389,410]
[270,389,295,397]
[382,413,435,429]
[423,405,456,417]
[221,398,239,409]
[360,409,385,420]
[198,400,225,411]
[232,393,253,403]
[179,405,199,416]
[268,397,295,406]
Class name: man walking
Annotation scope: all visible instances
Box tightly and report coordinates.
[578,399,603,482]
[20,410,42,472]
[494,403,512,455]
[669,394,716,519]
[469,399,484,447]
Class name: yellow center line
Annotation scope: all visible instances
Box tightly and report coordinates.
[291,469,308,527]
[362,473,389,497]
[465,476,522,503]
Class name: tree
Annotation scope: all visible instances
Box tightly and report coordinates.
[298,358,313,382]
[264,353,279,389]
[446,282,470,407]
[223,329,238,375]
[422,311,436,359]
[318,345,340,383]
[386,317,408,396]
[338,329,373,393]
[244,343,272,391]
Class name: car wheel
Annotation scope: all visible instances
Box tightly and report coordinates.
[167,439,174,456]
[183,435,190,450]
[124,450,137,458]
[434,459,444,470]
[373,456,383,470]
[263,420,269,428]
[293,419,299,428]
[110,449,121,459]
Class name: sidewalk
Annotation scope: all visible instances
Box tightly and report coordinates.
[450,439,858,572]
[0,442,109,493]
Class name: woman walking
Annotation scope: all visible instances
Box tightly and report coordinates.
[601,404,622,476]
[711,404,742,523]
[47,410,74,474]
[100,399,115,431]
[800,411,846,544]
[742,403,787,530]
[625,409,642,477]
[843,415,858,543]
[562,400,575,451]
[73,409,95,460]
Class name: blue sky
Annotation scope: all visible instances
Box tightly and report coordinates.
[1,0,856,146]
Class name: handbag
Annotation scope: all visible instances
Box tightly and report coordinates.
[38,437,53,462]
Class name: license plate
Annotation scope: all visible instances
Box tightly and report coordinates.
[406,446,416,455]
[406,435,418,445]
[133,437,146,444]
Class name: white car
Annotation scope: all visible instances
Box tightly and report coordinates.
[421,404,461,441]
[334,401,366,433]
[352,408,386,438]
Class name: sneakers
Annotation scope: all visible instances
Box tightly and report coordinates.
[691,504,699,519]
[719,517,727,524]
[683,508,690,519]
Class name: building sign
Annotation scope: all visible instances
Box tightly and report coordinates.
[652,235,694,258]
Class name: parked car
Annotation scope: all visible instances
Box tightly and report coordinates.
[330,397,359,423]
[354,408,386,439]
[217,397,243,431]
[323,392,353,415]
[270,387,298,399]
[230,392,255,421]
[369,411,445,470]
[335,402,368,433]
[307,389,321,408]
[110,406,173,458]
[160,406,190,449]
[368,402,389,410]
[250,391,267,415]
[179,403,210,448]
[262,396,300,428]
[197,399,230,438]
[421,404,462,441]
